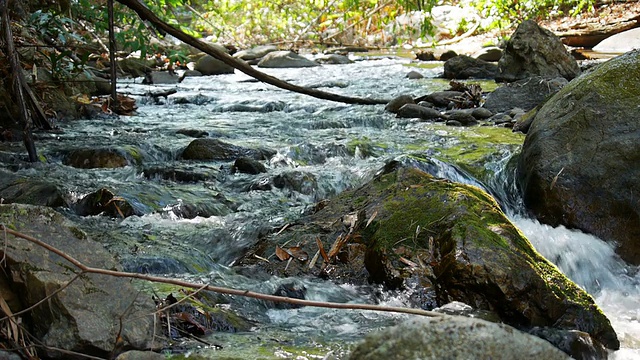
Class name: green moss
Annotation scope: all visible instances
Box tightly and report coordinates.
[346,136,388,158]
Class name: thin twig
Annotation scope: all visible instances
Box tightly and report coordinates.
[1,225,443,318]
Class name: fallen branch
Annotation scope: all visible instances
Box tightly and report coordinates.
[0,225,442,318]
[116,0,389,106]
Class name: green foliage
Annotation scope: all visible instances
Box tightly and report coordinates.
[474,0,597,30]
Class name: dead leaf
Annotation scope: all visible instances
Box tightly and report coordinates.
[327,234,349,259]
[308,250,320,269]
[288,246,308,262]
[316,237,329,263]
[275,245,291,261]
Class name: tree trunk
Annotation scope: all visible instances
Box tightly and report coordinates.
[116,0,389,106]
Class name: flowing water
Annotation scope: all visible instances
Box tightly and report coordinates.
[3,55,639,358]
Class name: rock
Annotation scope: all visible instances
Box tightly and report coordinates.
[143,166,217,182]
[0,178,67,208]
[273,171,318,195]
[231,157,267,174]
[484,76,568,113]
[445,110,478,126]
[176,129,208,138]
[64,147,141,169]
[517,50,640,265]
[415,50,436,61]
[315,54,354,64]
[496,20,581,82]
[181,138,275,161]
[194,55,235,75]
[74,188,140,218]
[0,350,22,360]
[472,107,493,119]
[443,55,498,79]
[396,104,442,120]
[348,315,570,360]
[118,58,152,78]
[529,327,608,360]
[593,27,640,53]
[438,49,458,61]
[238,161,619,350]
[272,283,306,309]
[115,350,165,360]
[234,45,279,62]
[421,90,463,107]
[178,69,202,81]
[0,204,155,358]
[257,51,320,68]
[385,95,415,113]
[143,71,179,84]
[473,46,502,62]
[405,70,424,79]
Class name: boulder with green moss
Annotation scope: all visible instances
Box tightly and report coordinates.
[0,204,155,359]
[238,160,619,352]
[517,50,640,265]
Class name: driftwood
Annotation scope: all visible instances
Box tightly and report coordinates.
[116,0,389,106]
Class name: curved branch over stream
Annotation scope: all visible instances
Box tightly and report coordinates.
[1,225,442,318]
[117,0,390,105]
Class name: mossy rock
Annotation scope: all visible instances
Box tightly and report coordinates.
[518,49,640,265]
[64,147,143,169]
[0,177,67,208]
[237,160,618,350]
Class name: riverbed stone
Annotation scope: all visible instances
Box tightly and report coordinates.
[396,104,442,120]
[64,147,138,169]
[517,50,640,265]
[194,54,235,75]
[419,90,464,107]
[257,51,320,68]
[348,315,570,360]
[231,157,267,175]
[0,204,155,359]
[181,138,275,161]
[496,20,580,82]
[0,176,67,208]
[238,160,619,351]
[74,188,140,218]
[315,54,354,64]
[234,45,279,62]
[385,95,415,113]
[443,55,498,79]
[484,76,568,113]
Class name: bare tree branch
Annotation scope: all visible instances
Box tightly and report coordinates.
[116,0,389,106]
[0,225,442,318]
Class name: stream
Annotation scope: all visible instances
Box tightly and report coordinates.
[4,55,640,359]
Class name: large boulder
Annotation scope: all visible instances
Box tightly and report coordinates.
[496,20,580,82]
[238,160,619,351]
[0,173,67,208]
[484,76,568,113]
[349,315,570,360]
[443,55,498,79]
[257,51,320,68]
[517,50,640,265]
[0,204,155,358]
[64,147,143,169]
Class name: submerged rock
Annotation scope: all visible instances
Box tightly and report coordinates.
[496,20,580,82]
[74,188,140,218]
[0,176,67,208]
[181,138,275,161]
[348,315,570,360]
[517,50,640,265]
[64,147,142,169]
[238,160,619,351]
[0,204,155,359]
